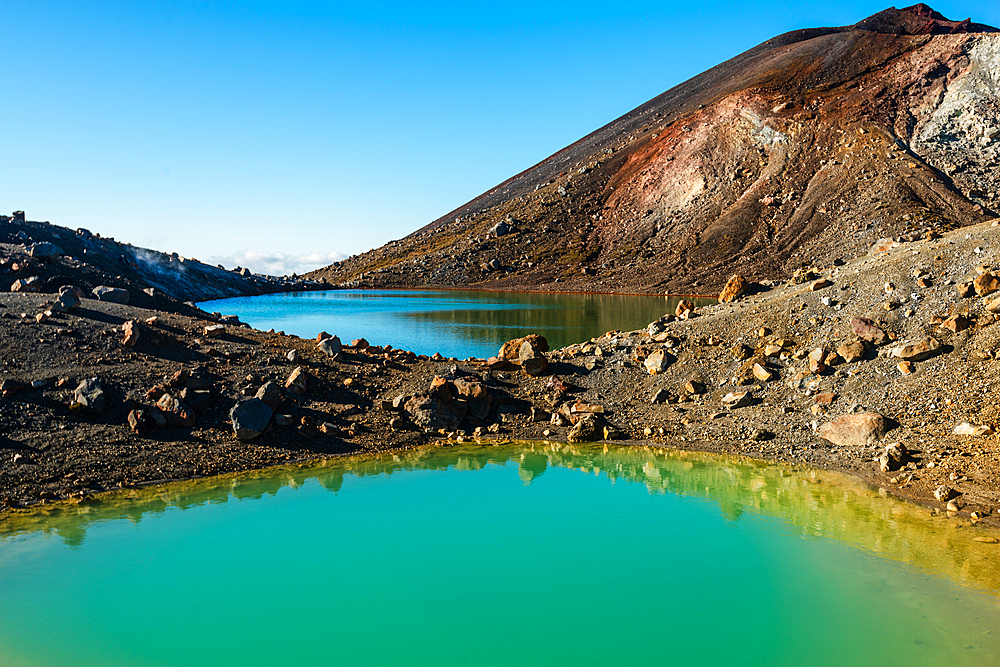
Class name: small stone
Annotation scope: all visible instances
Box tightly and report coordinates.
[203,324,225,338]
[810,278,833,291]
[285,367,309,395]
[933,485,956,502]
[957,282,976,298]
[890,336,941,362]
[953,422,993,436]
[675,300,695,319]
[156,393,195,426]
[73,378,106,413]
[837,340,866,363]
[974,272,1000,296]
[498,334,548,361]
[91,286,130,304]
[318,335,342,357]
[684,379,706,395]
[286,349,300,363]
[878,443,907,472]
[519,341,549,377]
[127,409,158,436]
[897,361,914,375]
[940,314,970,333]
[351,338,369,349]
[851,317,888,345]
[721,390,752,409]
[50,289,81,313]
[644,349,672,374]
[28,241,64,258]
[255,381,283,409]
[121,320,140,347]
[567,414,601,443]
[651,388,670,404]
[752,363,774,381]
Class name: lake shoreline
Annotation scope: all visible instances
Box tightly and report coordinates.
[4,220,1000,531]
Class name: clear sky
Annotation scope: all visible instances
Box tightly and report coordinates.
[3,1,998,275]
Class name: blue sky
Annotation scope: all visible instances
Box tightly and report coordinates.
[3,1,998,275]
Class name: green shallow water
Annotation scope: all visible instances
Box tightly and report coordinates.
[1,443,999,667]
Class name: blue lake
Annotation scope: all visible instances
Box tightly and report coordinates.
[199,289,708,359]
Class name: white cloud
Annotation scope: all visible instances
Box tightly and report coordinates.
[207,249,348,277]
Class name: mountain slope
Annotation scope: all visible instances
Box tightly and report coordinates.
[309,5,1000,294]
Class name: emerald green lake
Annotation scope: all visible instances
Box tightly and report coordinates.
[199,290,708,359]
[2,443,998,666]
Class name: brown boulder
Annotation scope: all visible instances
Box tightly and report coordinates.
[567,413,602,443]
[974,272,1000,296]
[498,334,549,362]
[518,340,549,376]
[675,300,695,319]
[890,336,941,362]
[718,275,747,303]
[818,413,887,448]
[836,340,867,363]
[643,349,672,374]
[940,314,970,333]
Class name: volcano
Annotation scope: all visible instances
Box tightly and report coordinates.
[309,5,1000,294]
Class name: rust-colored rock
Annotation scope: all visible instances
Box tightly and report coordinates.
[122,320,140,347]
[818,413,888,448]
[717,274,748,303]
[498,334,548,362]
[940,314,970,333]
[851,317,888,345]
[974,272,1000,296]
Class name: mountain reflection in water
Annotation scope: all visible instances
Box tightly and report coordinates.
[197,290,715,359]
[3,442,998,596]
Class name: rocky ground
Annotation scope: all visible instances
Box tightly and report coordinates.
[0,214,329,302]
[4,215,1000,533]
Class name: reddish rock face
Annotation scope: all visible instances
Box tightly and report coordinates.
[309,7,999,295]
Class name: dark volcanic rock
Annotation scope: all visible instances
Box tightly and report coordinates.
[73,378,107,413]
[230,399,273,440]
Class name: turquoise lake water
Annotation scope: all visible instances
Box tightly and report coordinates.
[1,443,998,667]
[199,290,709,359]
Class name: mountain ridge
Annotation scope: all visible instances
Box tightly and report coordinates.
[309,5,1000,294]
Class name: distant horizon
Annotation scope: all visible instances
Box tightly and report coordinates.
[4,1,998,275]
